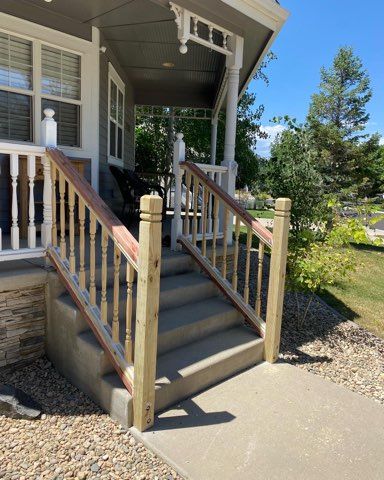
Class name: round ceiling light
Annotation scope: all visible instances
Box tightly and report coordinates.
[162,62,175,68]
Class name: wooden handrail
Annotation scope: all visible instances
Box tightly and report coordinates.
[180,161,273,248]
[47,148,139,267]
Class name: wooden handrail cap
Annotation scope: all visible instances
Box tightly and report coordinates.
[140,195,163,215]
[275,198,292,212]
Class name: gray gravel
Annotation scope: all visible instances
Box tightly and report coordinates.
[238,246,384,404]
[0,358,181,480]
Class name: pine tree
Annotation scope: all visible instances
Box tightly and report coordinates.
[308,47,372,193]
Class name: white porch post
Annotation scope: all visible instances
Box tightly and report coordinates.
[171,133,185,250]
[41,108,57,248]
[210,115,218,165]
[221,35,243,244]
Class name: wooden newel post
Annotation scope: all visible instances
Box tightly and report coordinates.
[133,195,163,431]
[264,198,291,363]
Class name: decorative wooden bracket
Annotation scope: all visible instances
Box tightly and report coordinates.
[169,2,234,56]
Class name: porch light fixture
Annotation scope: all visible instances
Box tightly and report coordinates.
[44,0,53,3]
[162,62,175,68]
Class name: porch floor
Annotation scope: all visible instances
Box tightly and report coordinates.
[133,361,384,480]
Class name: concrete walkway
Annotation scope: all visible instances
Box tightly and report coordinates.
[133,362,384,480]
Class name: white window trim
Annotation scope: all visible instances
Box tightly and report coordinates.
[0,13,100,192]
[108,63,125,167]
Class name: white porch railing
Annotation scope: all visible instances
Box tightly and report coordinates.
[0,142,48,261]
[0,109,55,262]
[171,133,235,250]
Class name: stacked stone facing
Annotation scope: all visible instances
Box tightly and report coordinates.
[0,286,45,369]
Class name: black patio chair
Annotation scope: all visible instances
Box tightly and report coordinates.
[109,166,167,222]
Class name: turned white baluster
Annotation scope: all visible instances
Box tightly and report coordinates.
[171,132,185,250]
[10,154,19,250]
[27,155,36,249]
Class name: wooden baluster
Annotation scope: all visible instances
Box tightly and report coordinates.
[68,184,76,274]
[244,227,252,303]
[201,187,209,256]
[59,171,66,259]
[89,212,96,305]
[51,163,57,247]
[192,176,199,246]
[101,227,108,324]
[255,242,264,317]
[78,199,86,290]
[232,216,240,291]
[125,262,134,363]
[112,245,121,343]
[221,208,230,278]
[184,171,191,236]
[27,155,36,249]
[10,154,19,250]
[212,196,219,268]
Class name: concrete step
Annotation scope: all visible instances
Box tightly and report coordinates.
[77,330,114,377]
[103,272,219,329]
[85,250,194,288]
[155,326,264,413]
[157,297,242,355]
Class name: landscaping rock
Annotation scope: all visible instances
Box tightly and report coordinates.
[0,384,41,419]
[0,358,182,479]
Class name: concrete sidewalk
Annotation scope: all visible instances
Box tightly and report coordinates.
[133,362,384,480]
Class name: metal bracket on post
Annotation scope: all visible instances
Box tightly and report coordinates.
[171,133,185,250]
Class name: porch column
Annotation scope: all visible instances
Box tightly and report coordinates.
[220,35,243,243]
[210,116,218,165]
[171,133,185,250]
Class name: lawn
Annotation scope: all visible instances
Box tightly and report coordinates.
[247,209,274,219]
[319,244,384,339]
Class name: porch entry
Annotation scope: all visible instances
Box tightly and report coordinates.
[0,110,290,432]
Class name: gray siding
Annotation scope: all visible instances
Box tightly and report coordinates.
[99,33,135,213]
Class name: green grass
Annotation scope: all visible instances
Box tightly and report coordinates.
[247,209,274,219]
[319,244,384,338]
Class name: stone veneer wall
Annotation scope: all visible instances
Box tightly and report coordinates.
[0,285,46,369]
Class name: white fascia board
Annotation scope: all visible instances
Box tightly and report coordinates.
[221,0,289,31]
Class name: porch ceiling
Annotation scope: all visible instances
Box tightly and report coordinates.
[1,0,288,109]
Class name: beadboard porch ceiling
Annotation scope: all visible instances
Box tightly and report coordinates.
[1,0,288,108]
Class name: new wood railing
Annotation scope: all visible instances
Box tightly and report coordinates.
[174,160,291,362]
[45,148,163,431]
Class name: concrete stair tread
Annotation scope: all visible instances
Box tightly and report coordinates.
[157,326,262,383]
[154,326,263,412]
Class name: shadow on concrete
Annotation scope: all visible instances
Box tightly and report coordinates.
[151,398,235,431]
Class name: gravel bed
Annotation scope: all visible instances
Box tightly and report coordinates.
[237,246,384,404]
[0,358,181,480]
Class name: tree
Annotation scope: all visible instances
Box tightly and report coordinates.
[264,118,325,234]
[135,53,276,184]
[308,47,372,193]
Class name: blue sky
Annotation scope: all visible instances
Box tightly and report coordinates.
[250,0,384,157]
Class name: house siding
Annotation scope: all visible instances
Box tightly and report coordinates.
[99,33,135,213]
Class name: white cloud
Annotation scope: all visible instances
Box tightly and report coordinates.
[256,124,286,158]
[379,137,384,146]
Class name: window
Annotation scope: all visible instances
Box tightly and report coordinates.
[41,45,81,147]
[41,99,80,147]
[108,64,124,164]
[0,32,33,141]
[0,32,33,90]
[42,45,81,100]
[0,90,32,141]
[0,30,82,146]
